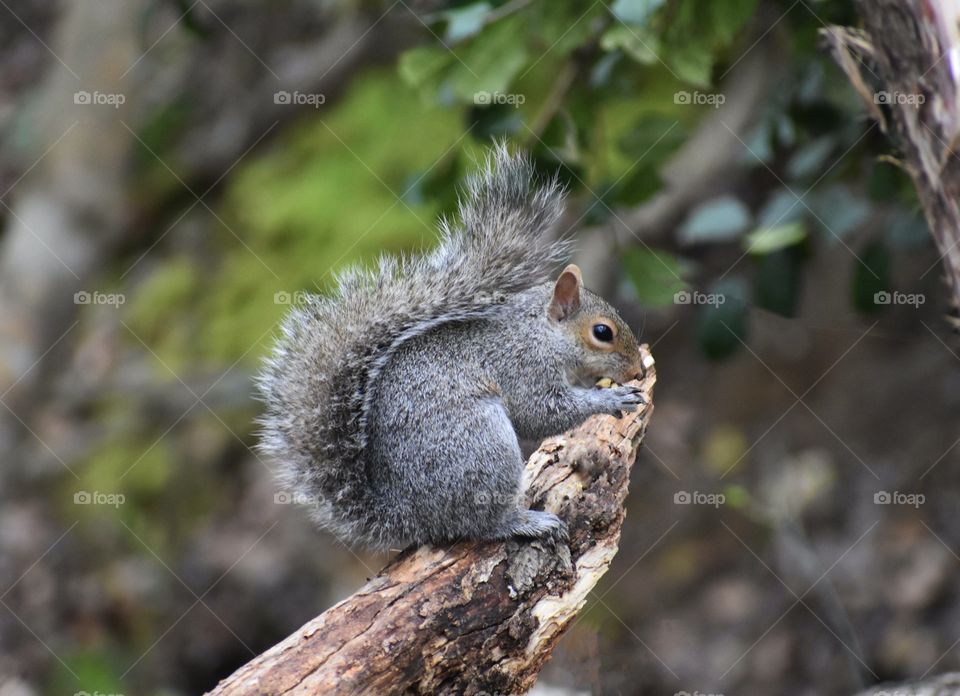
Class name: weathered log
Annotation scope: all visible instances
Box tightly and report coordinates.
[208,345,656,695]
[821,1,960,311]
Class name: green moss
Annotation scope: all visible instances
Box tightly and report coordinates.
[69,408,240,554]
[125,256,201,373]
[75,433,173,502]
[47,649,127,696]
[127,69,466,367]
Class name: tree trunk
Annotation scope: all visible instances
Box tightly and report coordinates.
[208,346,656,695]
[824,5,960,693]
[821,0,960,311]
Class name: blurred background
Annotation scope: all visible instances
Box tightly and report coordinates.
[1,1,958,694]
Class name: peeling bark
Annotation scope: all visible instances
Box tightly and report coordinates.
[208,346,656,695]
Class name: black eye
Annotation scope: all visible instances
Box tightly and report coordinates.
[592,323,614,342]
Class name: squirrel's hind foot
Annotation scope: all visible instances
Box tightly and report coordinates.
[494,509,569,545]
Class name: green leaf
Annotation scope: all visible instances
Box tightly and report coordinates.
[448,15,529,101]
[610,0,667,25]
[667,43,715,87]
[617,114,685,161]
[711,0,760,44]
[443,2,492,44]
[659,0,759,87]
[696,277,749,360]
[398,45,453,91]
[678,195,751,244]
[743,221,806,255]
[469,102,523,141]
[612,115,684,205]
[601,25,661,64]
[534,1,603,56]
[621,247,687,306]
[613,164,663,205]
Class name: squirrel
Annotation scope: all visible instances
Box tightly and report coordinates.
[257,146,644,551]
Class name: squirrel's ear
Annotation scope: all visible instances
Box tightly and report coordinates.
[549,264,582,322]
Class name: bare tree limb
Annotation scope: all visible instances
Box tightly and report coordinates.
[208,346,656,695]
[822,1,960,310]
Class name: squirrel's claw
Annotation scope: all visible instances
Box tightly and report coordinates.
[602,385,646,416]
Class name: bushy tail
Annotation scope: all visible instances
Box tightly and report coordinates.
[256,145,568,548]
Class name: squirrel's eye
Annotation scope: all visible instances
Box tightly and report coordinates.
[592,323,614,342]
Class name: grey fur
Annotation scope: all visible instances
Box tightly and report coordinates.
[257,146,642,551]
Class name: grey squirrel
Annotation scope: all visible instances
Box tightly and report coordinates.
[257,146,644,551]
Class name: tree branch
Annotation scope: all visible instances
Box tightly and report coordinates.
[822,1,960,311]
[208,345,657,695]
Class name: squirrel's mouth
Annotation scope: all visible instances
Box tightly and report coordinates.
[607,368,642,385]
[571,369,636,389]
[594,372,639,389]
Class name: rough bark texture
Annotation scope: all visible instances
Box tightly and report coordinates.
[208,346,656,695]
[821,1,960,309]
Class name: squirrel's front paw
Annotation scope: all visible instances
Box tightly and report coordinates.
[598,384,646,417]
